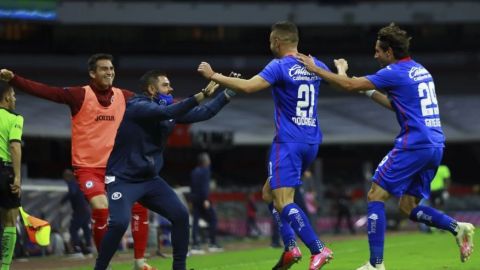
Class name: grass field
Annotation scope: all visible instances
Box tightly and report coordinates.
[64,232,478,270]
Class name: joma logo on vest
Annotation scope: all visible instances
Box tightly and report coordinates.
[95,115,115,121]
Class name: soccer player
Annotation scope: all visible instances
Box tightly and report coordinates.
[198,21,334,270]
[0,82,23,270]
[0,54,154,270]
[94,70,235,270]
[296,23,475,270]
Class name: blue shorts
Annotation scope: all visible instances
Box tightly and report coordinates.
[372,147,443,199]
[268,142,319,190]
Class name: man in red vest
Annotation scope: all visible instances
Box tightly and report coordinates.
[0,54,155,270]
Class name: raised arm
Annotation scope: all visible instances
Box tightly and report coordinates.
[296,53,376,92]
[176,90,232,123]
[130,81,220,120]
[0,69,79,105]
[130,95,201,120]
[301,55,394,111]
[197,62,270,93]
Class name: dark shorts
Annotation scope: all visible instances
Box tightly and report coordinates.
[0,166,21,209]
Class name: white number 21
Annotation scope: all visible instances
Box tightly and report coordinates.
[297,84,315,118]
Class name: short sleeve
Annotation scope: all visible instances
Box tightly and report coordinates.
[315,58,331,73]
[258,60,281,86]
[366,66,397,90]
[9,115,23,142]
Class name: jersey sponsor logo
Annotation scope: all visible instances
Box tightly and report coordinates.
[85,180,94,189]
[409,67,432,81]
[111,192,122,200]
[288,64,319,81]
[105,175,115,184]
[95,115,115,121]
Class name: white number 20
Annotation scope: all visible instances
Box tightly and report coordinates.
[296,84,315,118]
[418,81,439,117]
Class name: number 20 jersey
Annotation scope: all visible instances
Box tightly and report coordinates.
[258,55,329,144]
[366,58,445,149]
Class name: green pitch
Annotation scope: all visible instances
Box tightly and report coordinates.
[69,232,478,270]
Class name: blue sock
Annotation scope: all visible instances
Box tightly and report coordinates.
[269,203,296,251]
[281,203,323,254]
[367,201,386,267]
[409,205,458,234]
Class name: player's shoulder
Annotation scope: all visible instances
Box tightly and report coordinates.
[0,107,20,117]
[65,85,88,94]
[312,56,328,68]
[400,59,433,82]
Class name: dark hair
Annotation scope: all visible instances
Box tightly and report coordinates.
[139,70,167,92]
[197,152,210,165]
[87,53,114,72]
[377,23,411,59]
[271,21,299,44]
[0,81,12,101]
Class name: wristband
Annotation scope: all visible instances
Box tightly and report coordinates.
[365,90,376,98]
[224,88,237,99]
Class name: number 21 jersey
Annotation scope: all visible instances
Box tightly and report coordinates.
[258,55,329,144]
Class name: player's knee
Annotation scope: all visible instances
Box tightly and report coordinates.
[398,201,416,216]
[170,206,189,226]
[262,189,273,203]
[367,184,389,202]
[90,194,109,209]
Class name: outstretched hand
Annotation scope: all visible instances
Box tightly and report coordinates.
[198,62,215,79]
[202,80,220,97]
[295,53,317,72]
[334,58,349,74]
[0,69,14,82]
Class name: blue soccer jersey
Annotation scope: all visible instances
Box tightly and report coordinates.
[366,58,445,149]
[258,55,329,144]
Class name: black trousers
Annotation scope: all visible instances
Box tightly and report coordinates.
[0,165,21,209]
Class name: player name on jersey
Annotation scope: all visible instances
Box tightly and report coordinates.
[425,118,441,127]
[291,116,317,127]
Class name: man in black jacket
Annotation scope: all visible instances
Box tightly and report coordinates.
[94,70,235,270]
[190,152,223,254]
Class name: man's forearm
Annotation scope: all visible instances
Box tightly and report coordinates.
[312,66,356,91]
[370,91,394,111]
[10,143,22,180]
[211,73,252,93]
